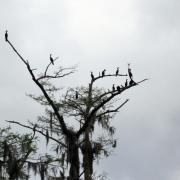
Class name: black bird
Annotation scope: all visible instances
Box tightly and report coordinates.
[125,79,128,87]
[112,140,117,148]
[116,67,119,76]
[128,63,133,80]
[112,84,115,92]
[129,79,136,86]
[129,79,133,86]
[117,86,121,92]
[5,30,8,42]
[75,91,78,99]
[91,72,94,80]
[102,69,106,77]
[50,54,54,65]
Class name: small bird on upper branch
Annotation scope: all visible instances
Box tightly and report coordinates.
[5,30,8,42]
[125,79,128,87]
[75,91,78,99]
[50,54,54,65]
[102,69,106,77]
[128,63,133,80]
[91,72,94,80]
[129,79,136,86]
[116,67,119,76]
[117,86,121,92]
[112,84,115,92]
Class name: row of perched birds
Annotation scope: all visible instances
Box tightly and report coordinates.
[5,30,56,65]
[114,64,136,93]
[5,31,136,99]
[74,65,136,99]
[90,65,135,80]
[90,65,136,94]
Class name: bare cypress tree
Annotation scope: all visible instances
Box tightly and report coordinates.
[5,33,147,180]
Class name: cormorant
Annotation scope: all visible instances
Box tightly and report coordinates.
[50,54,54,65]
[129,79,136,86]
[5,30,8,42]
[112,140,117,148]
[128,63,133,80]
[112,84,115,92]
[116,67,119,76]
[125,79,128,87]
[75,91,78,99]
[91,72,94,80]
[102,69,106,77]
[117,86,121,92]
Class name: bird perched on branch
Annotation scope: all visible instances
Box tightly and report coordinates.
[5,30,8,42]
[75,91,78,99]
[125,79,128,87]
[112,84,115,92]
[102,69,106,77]
[116,67,119,76]
[91,72,94,80]
[129,79,136,86]
[50,54,54,65]
[117,86,121,93]
[128,63,133,80]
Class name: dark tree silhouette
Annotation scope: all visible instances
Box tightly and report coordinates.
[0,127,37,180]
[5,32,147,180]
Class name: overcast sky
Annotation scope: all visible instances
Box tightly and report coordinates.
[1,0,180,180]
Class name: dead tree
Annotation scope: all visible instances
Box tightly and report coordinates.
[5,34,147,180]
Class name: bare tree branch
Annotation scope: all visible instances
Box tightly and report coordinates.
[38,67,76,81]
[91,73,128,82]
[96,99,129,118]
[77,78,148,136]
[44,57,59,76]
[6,120,67,148]
[7,39,69,135]
[7,40,28,65]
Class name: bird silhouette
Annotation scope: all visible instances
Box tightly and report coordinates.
[91,72,94,80]
[125,79,128,87]
[128,64,133,80]
[75,91,78,99]
[129,79,136,86]
[5,30,8,42]
[102,69,106,77]
[50,54,54,65]
[117,86,121,92]
[116,67,119,76]
[112,84,115,92]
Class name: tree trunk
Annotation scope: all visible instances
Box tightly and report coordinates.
[82,133,93,180]
[67,132,80,180]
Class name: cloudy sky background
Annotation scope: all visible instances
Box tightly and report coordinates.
[1,0,180,179]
